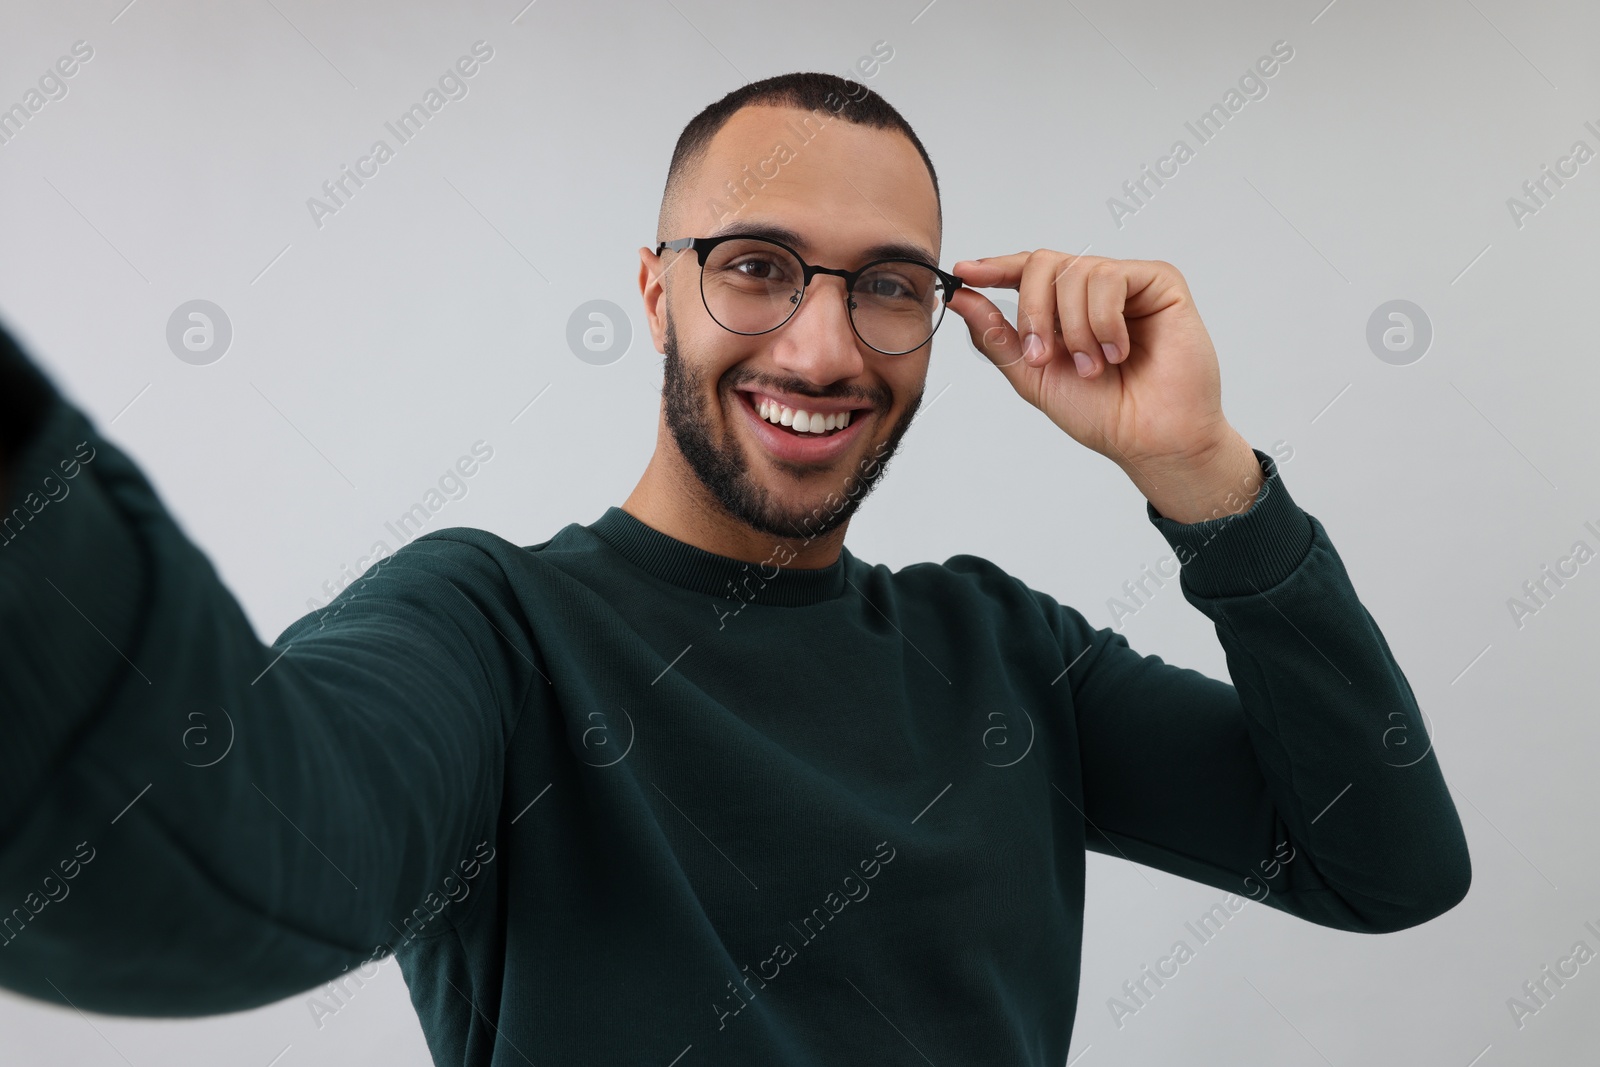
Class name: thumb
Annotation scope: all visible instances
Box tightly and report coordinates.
[948,287,1035,394]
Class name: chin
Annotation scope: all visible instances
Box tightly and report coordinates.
[660,319,911,543]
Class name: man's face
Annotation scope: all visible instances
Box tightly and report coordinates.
[644,103,941,544]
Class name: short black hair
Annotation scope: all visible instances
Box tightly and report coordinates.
[656,71,941,245]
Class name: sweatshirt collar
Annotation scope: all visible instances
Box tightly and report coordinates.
[586,506,849,607]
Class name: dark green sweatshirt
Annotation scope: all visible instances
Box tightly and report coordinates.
[0,320,1469,1065]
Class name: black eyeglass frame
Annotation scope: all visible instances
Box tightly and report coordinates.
[654,233,966,356]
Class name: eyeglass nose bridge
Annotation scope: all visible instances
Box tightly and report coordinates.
[789,262,861,318]
[799,262,861,289]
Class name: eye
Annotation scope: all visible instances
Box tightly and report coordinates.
[729,255,789,281]
[857,263,936,303]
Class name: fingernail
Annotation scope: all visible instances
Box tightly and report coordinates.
[1101,342,1119,363]
[1073,351,1093,376]
[1024,333,1044,363]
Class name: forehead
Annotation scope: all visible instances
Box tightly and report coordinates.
[691,103,940,264]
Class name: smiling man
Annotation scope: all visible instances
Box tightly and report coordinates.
[0,72,1469,1065]
[627,96,940,567]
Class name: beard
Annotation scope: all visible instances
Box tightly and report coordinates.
[659,310,922,543]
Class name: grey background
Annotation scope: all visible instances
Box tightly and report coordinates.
[2,0,1597,1063]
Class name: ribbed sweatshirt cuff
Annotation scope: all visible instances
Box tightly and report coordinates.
[0,348,146,835]
[1144,447,1314,600]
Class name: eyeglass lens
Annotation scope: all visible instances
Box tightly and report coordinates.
[698,238,947,355]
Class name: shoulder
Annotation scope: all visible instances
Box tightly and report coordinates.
[405,523,608,577]
[909,552,1107,646]
[350,525,536,585]
[857,550,1064,626]
[277,525,543,643]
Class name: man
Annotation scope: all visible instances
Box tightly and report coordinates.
[0,71,1468,1064]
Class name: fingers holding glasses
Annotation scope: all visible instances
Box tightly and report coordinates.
[951,251,1133,378]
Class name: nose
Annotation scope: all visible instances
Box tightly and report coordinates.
[769,273,867,385]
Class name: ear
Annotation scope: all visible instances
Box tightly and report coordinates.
[638,246,668,354]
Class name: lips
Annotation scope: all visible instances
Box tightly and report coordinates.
[733,388,872,465]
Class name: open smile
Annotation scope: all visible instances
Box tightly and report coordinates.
[732,387,874,465]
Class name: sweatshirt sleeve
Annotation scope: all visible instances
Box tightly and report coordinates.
[1040,447,1471,934]
[0,320,541,1014]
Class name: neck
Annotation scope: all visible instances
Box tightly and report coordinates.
[621,432,850,571]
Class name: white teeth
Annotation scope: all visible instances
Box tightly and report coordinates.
[752,394,855,434]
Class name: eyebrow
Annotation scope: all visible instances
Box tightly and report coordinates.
[704,222,939,270]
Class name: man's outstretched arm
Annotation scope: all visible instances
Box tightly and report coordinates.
[1040,447,1470,933]
[0,319,542,1014]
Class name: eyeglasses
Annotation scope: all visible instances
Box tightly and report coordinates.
[655,233,965,356]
